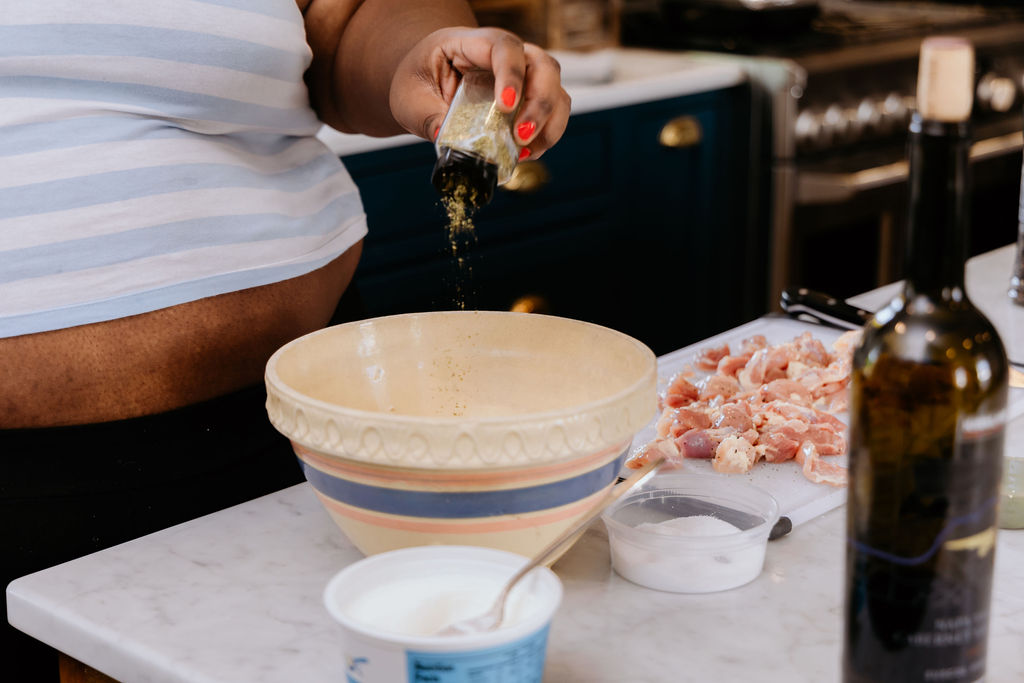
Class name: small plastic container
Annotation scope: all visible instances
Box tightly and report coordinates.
[602,473,780,594]
[1000,453,1024,529]
[323,546,562,683]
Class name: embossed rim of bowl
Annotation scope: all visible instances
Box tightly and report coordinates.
[264,311,657,469]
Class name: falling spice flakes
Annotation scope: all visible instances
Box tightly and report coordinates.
[440,181,479,311]
[430,70,522,311]
[433,355,469,417]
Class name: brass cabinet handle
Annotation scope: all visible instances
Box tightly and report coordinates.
[503,160,550,193]
[509,294,550,314]
[658,116,703,148]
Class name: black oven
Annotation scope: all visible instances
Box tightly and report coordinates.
[622,0,1024,305]
[783,10,1024,300]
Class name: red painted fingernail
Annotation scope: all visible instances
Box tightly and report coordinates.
[433,127,439,141]
[501,87,516,108]
[516,121,536,142]
[519,147,530,161]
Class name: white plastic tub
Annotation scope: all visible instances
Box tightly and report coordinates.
[602,473,780,593]
[323,546,562,683]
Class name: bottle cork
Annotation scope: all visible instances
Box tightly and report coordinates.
[916,36,975,123]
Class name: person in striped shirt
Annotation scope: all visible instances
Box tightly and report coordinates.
[0,0,570,678]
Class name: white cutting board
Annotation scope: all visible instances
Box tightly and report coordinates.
[629,317,847,528]
[630,316,1024,529]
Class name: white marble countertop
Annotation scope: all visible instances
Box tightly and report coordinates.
[8,246,1024,683]
[7,485,1024,683]
[317,48,746,157]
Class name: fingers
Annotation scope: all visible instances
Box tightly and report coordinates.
[387,27,464,142]
[484,31,527,114]
[512,44,570,160]
[457,30,570,159]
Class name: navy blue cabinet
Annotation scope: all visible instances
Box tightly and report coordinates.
[342,82,762,355]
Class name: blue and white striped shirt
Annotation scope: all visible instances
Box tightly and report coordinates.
[0,0,367,338]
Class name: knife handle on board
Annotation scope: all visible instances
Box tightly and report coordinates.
[780,287,874,331]
[780,288,1024,386]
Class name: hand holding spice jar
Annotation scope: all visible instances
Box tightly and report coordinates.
[387,26,572,207]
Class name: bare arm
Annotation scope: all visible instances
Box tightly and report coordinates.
[300,0,475,136]
[299,0,570,158]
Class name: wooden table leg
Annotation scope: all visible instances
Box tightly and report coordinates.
[58,653,118,683]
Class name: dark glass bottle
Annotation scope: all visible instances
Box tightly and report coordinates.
[842,37,1008,683]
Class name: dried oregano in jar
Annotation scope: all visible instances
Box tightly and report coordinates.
[431,70,521,209]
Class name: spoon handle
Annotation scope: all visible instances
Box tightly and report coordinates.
[489,456,664,622]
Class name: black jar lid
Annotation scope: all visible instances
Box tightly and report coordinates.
[431,147,498,209]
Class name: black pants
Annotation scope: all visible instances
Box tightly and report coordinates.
[1,382,306,681]
[2,282,366,682]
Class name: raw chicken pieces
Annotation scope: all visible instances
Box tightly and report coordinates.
[628,330,861,487]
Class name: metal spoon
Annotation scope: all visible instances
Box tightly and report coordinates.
[437,455,664,637]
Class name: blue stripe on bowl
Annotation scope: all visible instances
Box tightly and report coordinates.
[298,449,628,519]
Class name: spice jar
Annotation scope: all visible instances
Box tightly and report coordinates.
[432,70,521,209]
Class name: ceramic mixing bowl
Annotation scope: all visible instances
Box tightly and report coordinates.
[264,310,657,556]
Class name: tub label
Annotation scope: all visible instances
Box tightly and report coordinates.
[405,625,550,683]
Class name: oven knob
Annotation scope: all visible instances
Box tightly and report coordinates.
[795,109,823,149]
[822,104,849,145]
[977,73,1017,113]
[844,103,874,141]
[855,99,883,136]
[879,92,910,133]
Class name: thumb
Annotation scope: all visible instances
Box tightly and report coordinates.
[389,50,462,142]
[390,87,450,142]
[389,27,517,142]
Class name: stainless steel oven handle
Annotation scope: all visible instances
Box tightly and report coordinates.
[796,131,1023,205]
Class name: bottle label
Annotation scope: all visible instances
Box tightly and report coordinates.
[405,625,549,683]
[845,387,1004,682]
